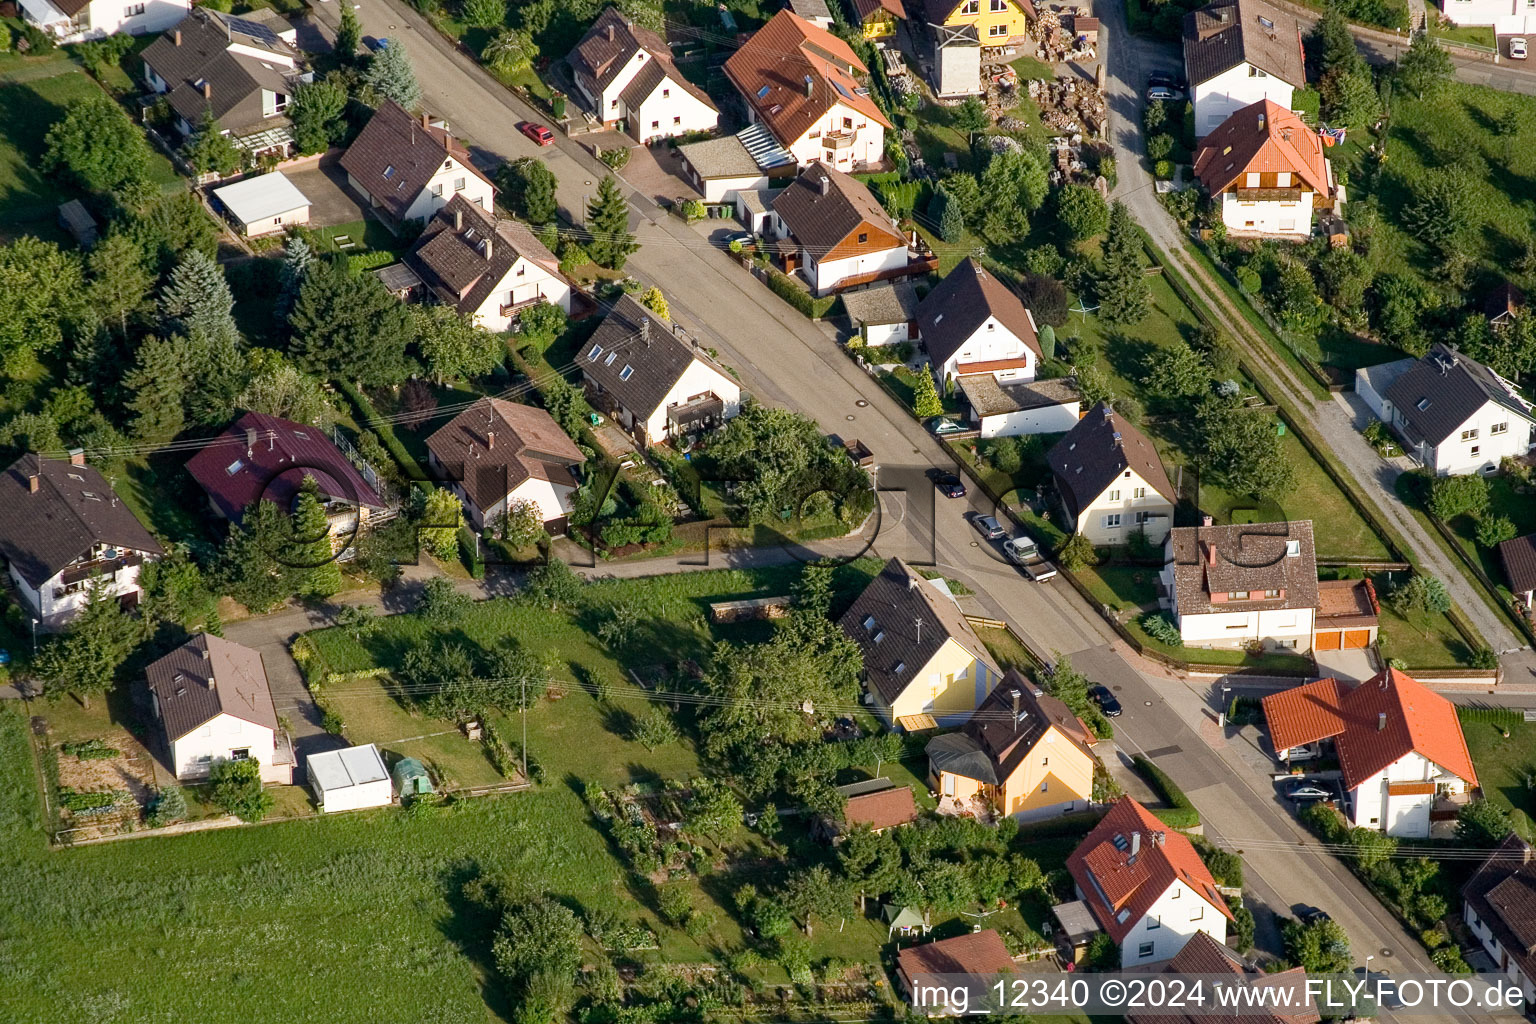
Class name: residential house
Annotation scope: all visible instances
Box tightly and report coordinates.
[185,412,387,552]
[1066,796,1233,967]
[965,376,1082,439]
[917,257,1041,389]
[340,101,496,232]
[0,452,162,627]
[307,743,393,812]
[787,0,835,29]
[1313,577,1380,652]
[140,7,303,155]
[1126,932,1317,1024]
[20,0,187,43]
[211,171,311,238]
[1499,533,1536,612]
[838,556,1003,727]
[425,397,586,534]
[1440,0,1536,36]
[1261,668,1479,837]
[1183,0,1304,137]
[567,6,719,143]
[924,669,1096,821]
[1486,282,1525,331]
[676,124,796,203]
[144,633,293,785]
[919,0,1034,46]
[1355,345,1536,475]
[1159,520,1319,652]
[576,293,742,445]
[1194,99,1339,238]
[1046,403,1177,545]
[769,162,908,296]
[853,0,906,40]
[1463,834,1536,1005]
[817,777,919,840]
[843,281,919,347]
[723,10,892,171]
[406,194,575,331]
[895,930,1015,1005]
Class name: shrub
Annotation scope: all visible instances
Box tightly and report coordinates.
[1131,754,1198,825]
[209,758,272,823]
[1146,133,1174,162]
[657,883,694,925]
[1057,533,1098,571]
[1153,159,1174,179]
[1477,515,1517,548]
[1300,801,1348,842]
[146,785,187,827]
[1428,473,1489,521]
[1140,612,1183,647]
[1228,899,1255,953]
[1432,947,1471,974]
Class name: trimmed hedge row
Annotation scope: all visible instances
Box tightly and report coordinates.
[764,267,837,320]
[1132,754,1201,828]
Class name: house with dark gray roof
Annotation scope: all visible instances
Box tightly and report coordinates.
[1160,519,1318,651]
[0,453,162,627]
[568,6,718,143]
[144,633,293,785]
[769,162,908,296]
[915,258,1041,389]
[405,195,575,331]
[141,7,302,153]
[1183,0,1304,136]
[838,557,1002,728]
[1354,345,1536,476]
[1500,534,1536,613]
[1464,834,1536,1005]
[1046,403,1176,545]
[576,293,742,445]
[340,101,496,231]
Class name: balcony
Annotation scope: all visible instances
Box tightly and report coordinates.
[823,130,857,149]
[500,294,548,318]
[58,552,143,588]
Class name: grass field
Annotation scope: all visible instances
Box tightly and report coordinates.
[1461,716,1536,816]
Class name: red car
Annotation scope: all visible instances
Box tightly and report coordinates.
[519,121,554,146]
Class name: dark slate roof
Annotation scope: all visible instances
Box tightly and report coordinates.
[1183,0,1305,89]
[0,455,162,589]
[146,634,278,742]
[339,101,495,221]
[569,6,716,111]
[142,8,299,131]
[1046,403,1175,519]
[771,162,901,262]
[425,397,586,515]
[1464,835,1536,973]
[184,412,385,525]
[837,557,999,706]
[1501,534,1536,595]
[1166,520,1319,617]
[1383,344,1536,448]
[915,258,1041,368]
[927,668,1092,785]
[576,293,734,420]
[406,194,565,316]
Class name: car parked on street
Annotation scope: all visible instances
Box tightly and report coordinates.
[927,416,967,437]
[519,121,555,146]
[1284,780,1331,802]
[971,513,1006,540]
[1088,684,1122,717]
[1297,905,1332,926]
[936,473,966,499]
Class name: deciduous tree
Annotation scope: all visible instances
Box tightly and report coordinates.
[238,348,331,425]
[44,93,153,194]
[1396,31,1453,99]
[210,756,273,822]
[1052,183,1110,241]
[493,497,545,548]
[0,237,85,368]
[482,28,534,76]
[184,111,241,176]
[411,304,504,383]
[289,76,350,155]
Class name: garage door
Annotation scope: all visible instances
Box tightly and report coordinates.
[1315,630,1341,651]
[1343,630,1372,649]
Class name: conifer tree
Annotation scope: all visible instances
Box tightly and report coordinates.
[365,40,422,108]
[124,334,190,439]
[1096,202,1149,325]
[291,480,344,598]
[586,175,637,270]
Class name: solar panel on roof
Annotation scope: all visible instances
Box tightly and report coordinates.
[226,13,283,48]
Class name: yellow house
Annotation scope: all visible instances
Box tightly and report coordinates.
[925,0,1035,46]
[925,669,1097,821]
[839,557,1002,727]
[853,0,906,40]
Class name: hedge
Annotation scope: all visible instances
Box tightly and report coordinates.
[765,267,837,320]
[1457,706,1522,731]
[458,525,485,579]
[334,380,424,481]
[1132,754,1201,827]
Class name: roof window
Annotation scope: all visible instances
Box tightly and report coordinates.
[756,85,771,99]
[226,460,243,475]
[619,365,634,381]
[1258,15,1274,27]
[588,344,604,360]
[293,431,309,439]
[383,165,395,179]
[862,614,877,630]
[893,661,905,674]
[873,631,885,644]
[604,351,618,366]
[1416,397,1430,410]
[82,491,100,501]
[68,473,84,482]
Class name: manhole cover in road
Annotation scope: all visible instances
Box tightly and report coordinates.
[1111,685,1124,691]
[845,414,855,421]
[1380,948,1393,958]
[856,399,868,407]
[1144,701,1153,706]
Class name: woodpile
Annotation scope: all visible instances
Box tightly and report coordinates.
[1028,76,1106,137]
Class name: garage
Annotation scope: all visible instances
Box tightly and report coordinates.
[1315,630,1341,651]
[1343,629,1371,649]
[307,743,393,813]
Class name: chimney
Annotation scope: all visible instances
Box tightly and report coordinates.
[201,644,211,661]
[1201,514,1213,527]
[641,317,651,345]
[1129,832,1141,861]
[422,111,430,129]
[486,430,495,451]
[607,23,614,40]
[27,468,39,494]
[173,28,181,45]
[1377,711,1387,732]
[245,427,257,455]
[455,207,465,231]
[1011,688,1021,721]
[1205,541,1218,567]
[68,448,85,467]
[483,238,492,262]
[818,173,830,196]
[202,80,212,100]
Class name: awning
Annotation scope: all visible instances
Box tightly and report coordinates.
[897,713,937,732]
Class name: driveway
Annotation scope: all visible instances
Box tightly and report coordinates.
[283,158,373,228]
[1314,644,1378,682]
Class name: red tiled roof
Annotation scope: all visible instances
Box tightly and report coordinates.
[1128,933,1319,1024]
[1262,669,1478,790]
[844,786,918,831]
[1066,797,1233,944]
[896,929,1013,983]
[1194,100,1329,196]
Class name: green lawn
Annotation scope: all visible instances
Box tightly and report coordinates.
[1442,476,1536,608]
[1462,716,1536,816]
[1427,21,1496,49]
[1075,564,1160,614]
[976,624,1042,673]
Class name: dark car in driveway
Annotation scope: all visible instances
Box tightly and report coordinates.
[1088,684,1122,717]
[936,473,966,499]
[971,514,1006,540]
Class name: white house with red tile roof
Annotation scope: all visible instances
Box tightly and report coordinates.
[1194,100,1338,239]
[1261,668,1478,837]
[1066,796,1232,967]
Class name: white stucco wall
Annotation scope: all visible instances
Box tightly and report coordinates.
[1466,900,1536,1003]
[1067,470,1174,545]
[695,170,768,204]
[22,0,189,41]
[976,400,1081,439]
[1439,0,1525,27]
[10,555,151,628]
[1411,405,1536,476]
[167,712,278,782]
[1115,879,1229,967]
[1218,190,1316,237]
[807,243,907,296]
[862,319,909,347]
[1348,752,1471,836]
[1170,603,1316,650]
[640,359,743,443]
[397,160,496,226]
[773,101,886,170]
[931,314,1038,386]
[468,258,575,333]
[630,83,718,143]
[1192,62,1298,137]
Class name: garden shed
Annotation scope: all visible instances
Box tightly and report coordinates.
[307,743,392,813]
[393,756,434,798]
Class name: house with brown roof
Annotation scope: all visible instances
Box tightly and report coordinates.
[1486,282,1525,331]
[567,6,718,143]
[769,162,908,296]
[1499,533,1536,613]
[1067,796,1233,967]
[816,777,919,840]
[144,633,293,785]
[724,9,892,171]
[1194,99,1338,238]
[1126,932,1317,1024]
[1159,520,1318,652]
[1047,403,1176,545]
[340,101,496,232]
[0,452,163,628]
[1261,667,1478,836]
[895,929,1015,1005]
[852,0,906,39]
[20,0,187,44]
[1463,834,1536,1005]
[1183,0,1304,136]
[838,557,1002,728]
[405,195,575,331]
[925,669,1096,822]
[426,397,586,534]
[917,258,1041,390]
[1313,577,1379,654]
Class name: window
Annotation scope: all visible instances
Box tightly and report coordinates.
[989,22,1008,35]
[651,121,659,129]
[1231,591,1249,600]
[1138,942,1155,958]
[858,232,868,243]
[1471,445,1481,458]
[991,0,1007,8]
[610,99,619,109]
[1492,422,1509,435]
[1171,888,1181,899]
[809,130,821,139]
[382,165,395,180]
[1132,486,1146,499]
[430,183,443,197]
[124,2,145,14]
[1042,757,1049,767]
[1107,489,1120,501]
[1264,589,1280,598]
[662,88,670,98]
[1040,781,1049,792]
[673,116,681,125]
[230,748,250,760]
[1249,66,1268,77]
[843,117,853,129]
[1462,428,1479,441]
[862,615,877,631]
[226,459,244,476]
[1279,219,1296,232]
[454,177,466,192]
[1134,511,1151,525]
[1147,915,1160,930]
[588,344,604,360]
[756,85,771,99]
[619,365,634,381]
[1103,513,1121,529]
[1191,904,1204,921]
[961,0,979,12]
[1417,397,1431,411]
[604,351,618,366]
[1277,639,1298,649]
